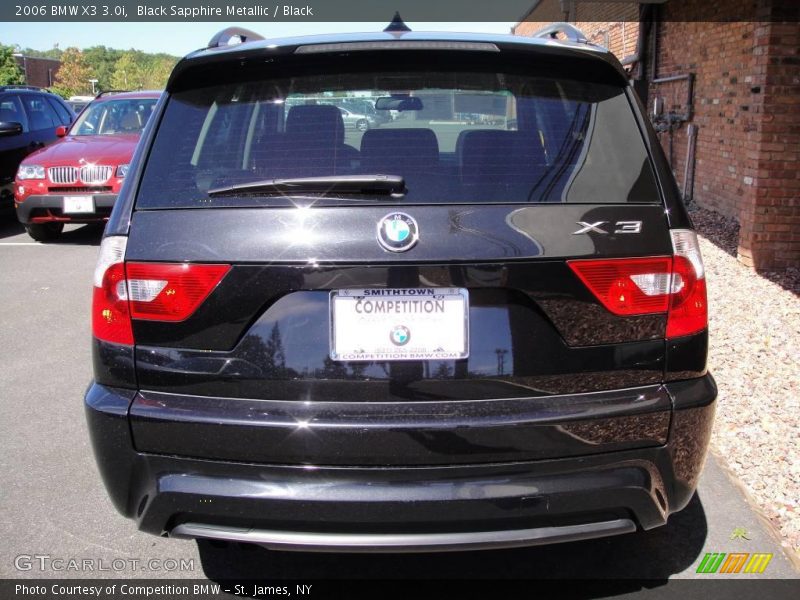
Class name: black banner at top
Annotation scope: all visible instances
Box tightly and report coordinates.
[2,0,799,23]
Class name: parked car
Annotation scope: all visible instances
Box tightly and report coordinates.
[0,86,75,215]
[14,90,160,241]
[340,97,392,125]
[86,23,715,553]
[338,106,378,131]
[66,101,88,115]
[66,95,95,115]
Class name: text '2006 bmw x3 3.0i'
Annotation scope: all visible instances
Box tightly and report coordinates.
[85,21,716,552]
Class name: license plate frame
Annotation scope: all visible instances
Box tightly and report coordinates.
[62,195,95,214]
[330,288,469,362]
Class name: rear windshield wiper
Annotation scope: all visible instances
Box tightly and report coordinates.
[207,175,406,198]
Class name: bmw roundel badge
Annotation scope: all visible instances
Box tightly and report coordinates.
[389,325,411,346]
[377,212,419,252]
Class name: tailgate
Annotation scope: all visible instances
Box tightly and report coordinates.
[126,204,673,465]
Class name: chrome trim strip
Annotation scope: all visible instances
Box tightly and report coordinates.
[171,519,636,553]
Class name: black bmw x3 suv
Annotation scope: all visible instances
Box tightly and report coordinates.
[85,23,716,552]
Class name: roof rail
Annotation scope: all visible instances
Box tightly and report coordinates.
[95,90,130,98]
[531,22,588,44]
[208,27,265,49]
[0,84,44,92]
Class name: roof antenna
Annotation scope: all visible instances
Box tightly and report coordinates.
[384,12,411,33]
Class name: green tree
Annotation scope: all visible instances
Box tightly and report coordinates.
[110,51,146,90]
[13,44,179,94]
[82,46,122,91]
[19,46,63,60]
[265,324,287,375]
[141,55,176,89]
[0,44,25,86]
[52,47,93,97]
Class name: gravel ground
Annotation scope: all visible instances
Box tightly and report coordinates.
[689,205,800,561]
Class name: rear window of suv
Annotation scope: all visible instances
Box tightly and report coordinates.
[137,68,659,208]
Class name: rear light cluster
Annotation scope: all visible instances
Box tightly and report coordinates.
[92,236,230,345]
[125,263,230,321]
[568,229,707,339]
[92,229,706,345]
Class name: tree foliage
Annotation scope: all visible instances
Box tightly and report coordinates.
[19,47,63,60]
[146,56,176,89]
[82,46,122,90]
[16,44,178,97]
[52,47,92,97]
[111,50,177,90]
[0,44,25,86]
[110,50,146,89]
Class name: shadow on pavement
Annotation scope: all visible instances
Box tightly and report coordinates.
[0,218,24,240]
[50,223,104,246]
[0,220,104,245]
[197,493,707,594]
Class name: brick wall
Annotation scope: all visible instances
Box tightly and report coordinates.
[513,0,799,271]
[14,56,61,88]
[651,0,799,269]
[739,19,800,269]
[652,18,759,222]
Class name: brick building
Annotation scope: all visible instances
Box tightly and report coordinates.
[13,55,61,88]
[514,0,799,271]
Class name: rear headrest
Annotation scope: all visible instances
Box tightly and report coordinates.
[459,130,545,184]
[360,128,439,174]
[285,104,344,145]
[119,110,141,132]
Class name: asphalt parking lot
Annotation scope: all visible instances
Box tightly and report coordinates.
[0,220,797,595]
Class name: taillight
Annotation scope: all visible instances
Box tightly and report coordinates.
[125,262,230,322]
[92,236,132,345]
[567,257,674,315]
[567,229,707,339]
[92,238,230,344]
[666,229,707,338]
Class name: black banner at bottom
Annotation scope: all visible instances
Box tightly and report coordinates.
[3,579,800,600]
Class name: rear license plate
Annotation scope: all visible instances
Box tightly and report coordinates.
[330,288,469,362]
[63,195,94,214]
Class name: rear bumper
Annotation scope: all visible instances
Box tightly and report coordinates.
[85,375,716,551]
[15,193,117,224]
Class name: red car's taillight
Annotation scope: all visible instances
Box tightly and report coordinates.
[568,229,707,339]
[92,237,230,344]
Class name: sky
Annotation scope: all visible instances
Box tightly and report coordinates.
[0,22,516,56]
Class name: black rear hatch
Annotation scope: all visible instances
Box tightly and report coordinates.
[123,43,674,465]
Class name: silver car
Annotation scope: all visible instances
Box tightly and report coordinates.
[338,106,378,131]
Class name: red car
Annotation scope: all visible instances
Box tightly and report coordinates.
[14,90,160,241]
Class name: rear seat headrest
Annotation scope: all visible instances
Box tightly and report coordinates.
[285,104,345,145]
[459,130,545,184]
[360,128,439,173]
